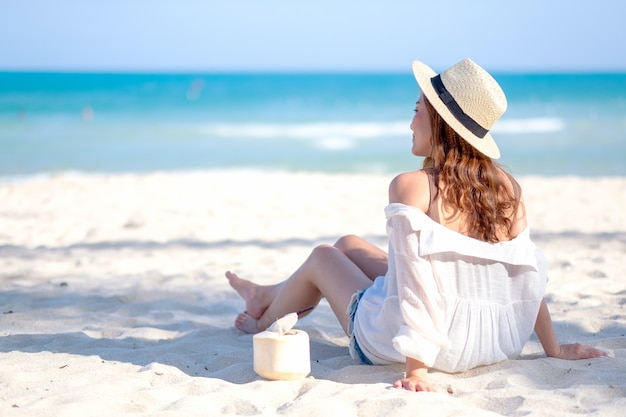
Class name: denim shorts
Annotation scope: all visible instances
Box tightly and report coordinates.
[347,288,374,365]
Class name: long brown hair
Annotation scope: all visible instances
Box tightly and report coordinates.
[422,98,521,243]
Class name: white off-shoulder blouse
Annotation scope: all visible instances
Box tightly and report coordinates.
[352,203,548,373]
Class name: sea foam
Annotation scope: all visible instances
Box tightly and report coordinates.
[197,118,565,140]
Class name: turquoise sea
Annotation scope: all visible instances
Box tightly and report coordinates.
[1,71,625,177]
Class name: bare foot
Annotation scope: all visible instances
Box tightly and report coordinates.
[225,271,272,319]
[235,312,262,334]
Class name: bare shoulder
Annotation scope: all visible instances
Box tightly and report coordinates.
[388,170,430,213]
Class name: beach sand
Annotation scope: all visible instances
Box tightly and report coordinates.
[1,170,624,416]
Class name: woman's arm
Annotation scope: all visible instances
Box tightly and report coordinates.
[534,298,608,360]
[388,172,446,392]
[393,357,436,392]
[534,298,560,357]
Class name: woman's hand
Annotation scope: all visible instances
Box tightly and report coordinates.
[394,358,436,392]
[555,343,608,360]
[393,374,436,392]
[534,299,609,361]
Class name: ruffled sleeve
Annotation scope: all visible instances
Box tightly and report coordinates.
[385,204,451,366]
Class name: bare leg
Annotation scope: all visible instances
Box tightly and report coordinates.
[226,244,373,334]
[226,234,384,319]
[334,234,388,280]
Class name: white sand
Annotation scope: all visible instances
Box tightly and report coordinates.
[1,170,624,416]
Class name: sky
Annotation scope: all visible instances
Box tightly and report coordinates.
[1,0,625,73]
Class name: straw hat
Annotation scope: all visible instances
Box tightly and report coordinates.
[412,58,507,159]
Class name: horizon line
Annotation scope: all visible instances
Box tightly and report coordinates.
[2,67,626,75]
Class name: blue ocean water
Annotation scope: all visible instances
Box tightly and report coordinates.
[1,71,625,177]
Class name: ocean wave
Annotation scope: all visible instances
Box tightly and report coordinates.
[196,117,565,140]
[493,118,565,134]
[316,137,356,150]
[197,122,408,139]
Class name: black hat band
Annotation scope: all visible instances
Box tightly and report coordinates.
[431,75,489,138]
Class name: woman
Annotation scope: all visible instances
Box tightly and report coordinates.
[225,58,607,392]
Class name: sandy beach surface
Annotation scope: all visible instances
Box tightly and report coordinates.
[1,170,625,416]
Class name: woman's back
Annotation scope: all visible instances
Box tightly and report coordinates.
[389,168,527,243]
[353,202,548,372]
